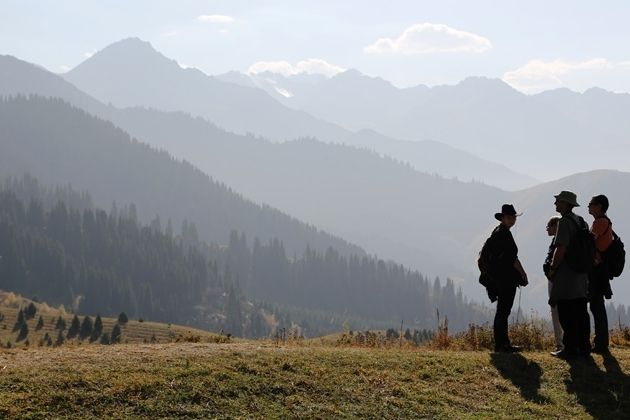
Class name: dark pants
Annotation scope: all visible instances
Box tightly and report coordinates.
[589,266,611,350]
[589,294,609,349]
[494,285,516,349]
[557,298,590,355]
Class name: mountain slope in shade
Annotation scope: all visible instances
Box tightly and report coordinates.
[0,95,364,260]
[63,38,349,143]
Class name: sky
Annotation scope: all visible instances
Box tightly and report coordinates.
[2,0,630,94]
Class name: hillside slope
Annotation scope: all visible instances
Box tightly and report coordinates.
[0,95,362,259]
[1,342,629,418]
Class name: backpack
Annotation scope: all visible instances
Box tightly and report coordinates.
[564,215,596,273]
[603,230,625,278]
[477,232,498,288]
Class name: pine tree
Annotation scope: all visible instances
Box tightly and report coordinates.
[117,312,128,325]
[55,329,65,346]
[24,302,37,320]
[36,315,44,331]
[67,314,80,338]
[91,314,103,342]
[225,286,243,337]
[100,332,110,345]
[111,324,122,344]
[17,322,29,342]
[55,315,66,331]
[79,316,93,340]
[13,309,26,332]
[404,328,412,341]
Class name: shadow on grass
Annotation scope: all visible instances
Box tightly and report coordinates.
[490,353,549,404]
[565,352,630,419]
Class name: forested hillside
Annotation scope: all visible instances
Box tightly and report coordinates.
[0,176,490,335]
[207,231,489,331]
[0,95,362,259]
[0,178,242,331]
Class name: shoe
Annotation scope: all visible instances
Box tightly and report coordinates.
[550,349,577,359]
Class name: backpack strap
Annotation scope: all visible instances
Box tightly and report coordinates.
[602,215,613,236]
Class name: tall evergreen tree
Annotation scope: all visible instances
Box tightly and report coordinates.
[55,329,65,346]
[24,302,37,320]
[91,314,103,342]
[17,322,29,342]
[13,309,25,332]
[111,324,122,344]
[79,316,93,340]
[67,314,80,338]
[36,315,44,331]
[55,316,66,331]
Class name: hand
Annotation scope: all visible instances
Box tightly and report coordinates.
[519,272,528,286]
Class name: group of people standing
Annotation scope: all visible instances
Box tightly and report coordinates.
[481,191,617,357]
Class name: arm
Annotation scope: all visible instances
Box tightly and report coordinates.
[513,258,528,286]
[548,244,566,280]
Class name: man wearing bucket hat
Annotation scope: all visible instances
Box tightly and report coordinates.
[547,191,591,358]
[483,204,528,352]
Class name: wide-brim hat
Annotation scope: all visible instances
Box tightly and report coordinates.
[554,190,580,207]
[494,204,522,221]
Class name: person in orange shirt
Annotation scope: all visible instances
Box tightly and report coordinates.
[588,194,614,354]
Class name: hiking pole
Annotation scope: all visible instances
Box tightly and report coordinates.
[516,286,522,325]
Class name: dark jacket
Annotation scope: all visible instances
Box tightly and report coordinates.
[486,224,521,289]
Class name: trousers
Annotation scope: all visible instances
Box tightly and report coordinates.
[494,285,516,349]
[557,298,590,354]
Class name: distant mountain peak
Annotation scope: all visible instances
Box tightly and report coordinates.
[69,37,178,74]
[331,69,396,89]
[451,76,521,97]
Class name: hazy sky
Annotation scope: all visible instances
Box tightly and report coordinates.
[2,0,630,93]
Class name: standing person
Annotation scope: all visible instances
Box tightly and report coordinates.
[544,216,564,352]
[486,204,528,353]
[548,191,591,358]
[588,194,614,354]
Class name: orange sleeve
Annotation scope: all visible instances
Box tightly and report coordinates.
[591,218,609,239]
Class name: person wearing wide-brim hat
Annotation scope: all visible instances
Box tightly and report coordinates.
[482,204,528,353]
[548,190,591,358]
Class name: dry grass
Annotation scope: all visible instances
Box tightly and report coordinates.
[0,297,227,349]
[1,341,630,418]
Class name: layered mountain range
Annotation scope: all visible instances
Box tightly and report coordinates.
[2,38,630,314]
[226,65,630,180]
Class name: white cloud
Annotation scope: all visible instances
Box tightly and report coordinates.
[247,58,345,78]
[503,58,619,94]
[197,14,235,24]
[364,23,492,55]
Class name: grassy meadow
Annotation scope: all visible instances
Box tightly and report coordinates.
[2,291,630,418]
[1,339,630,418]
